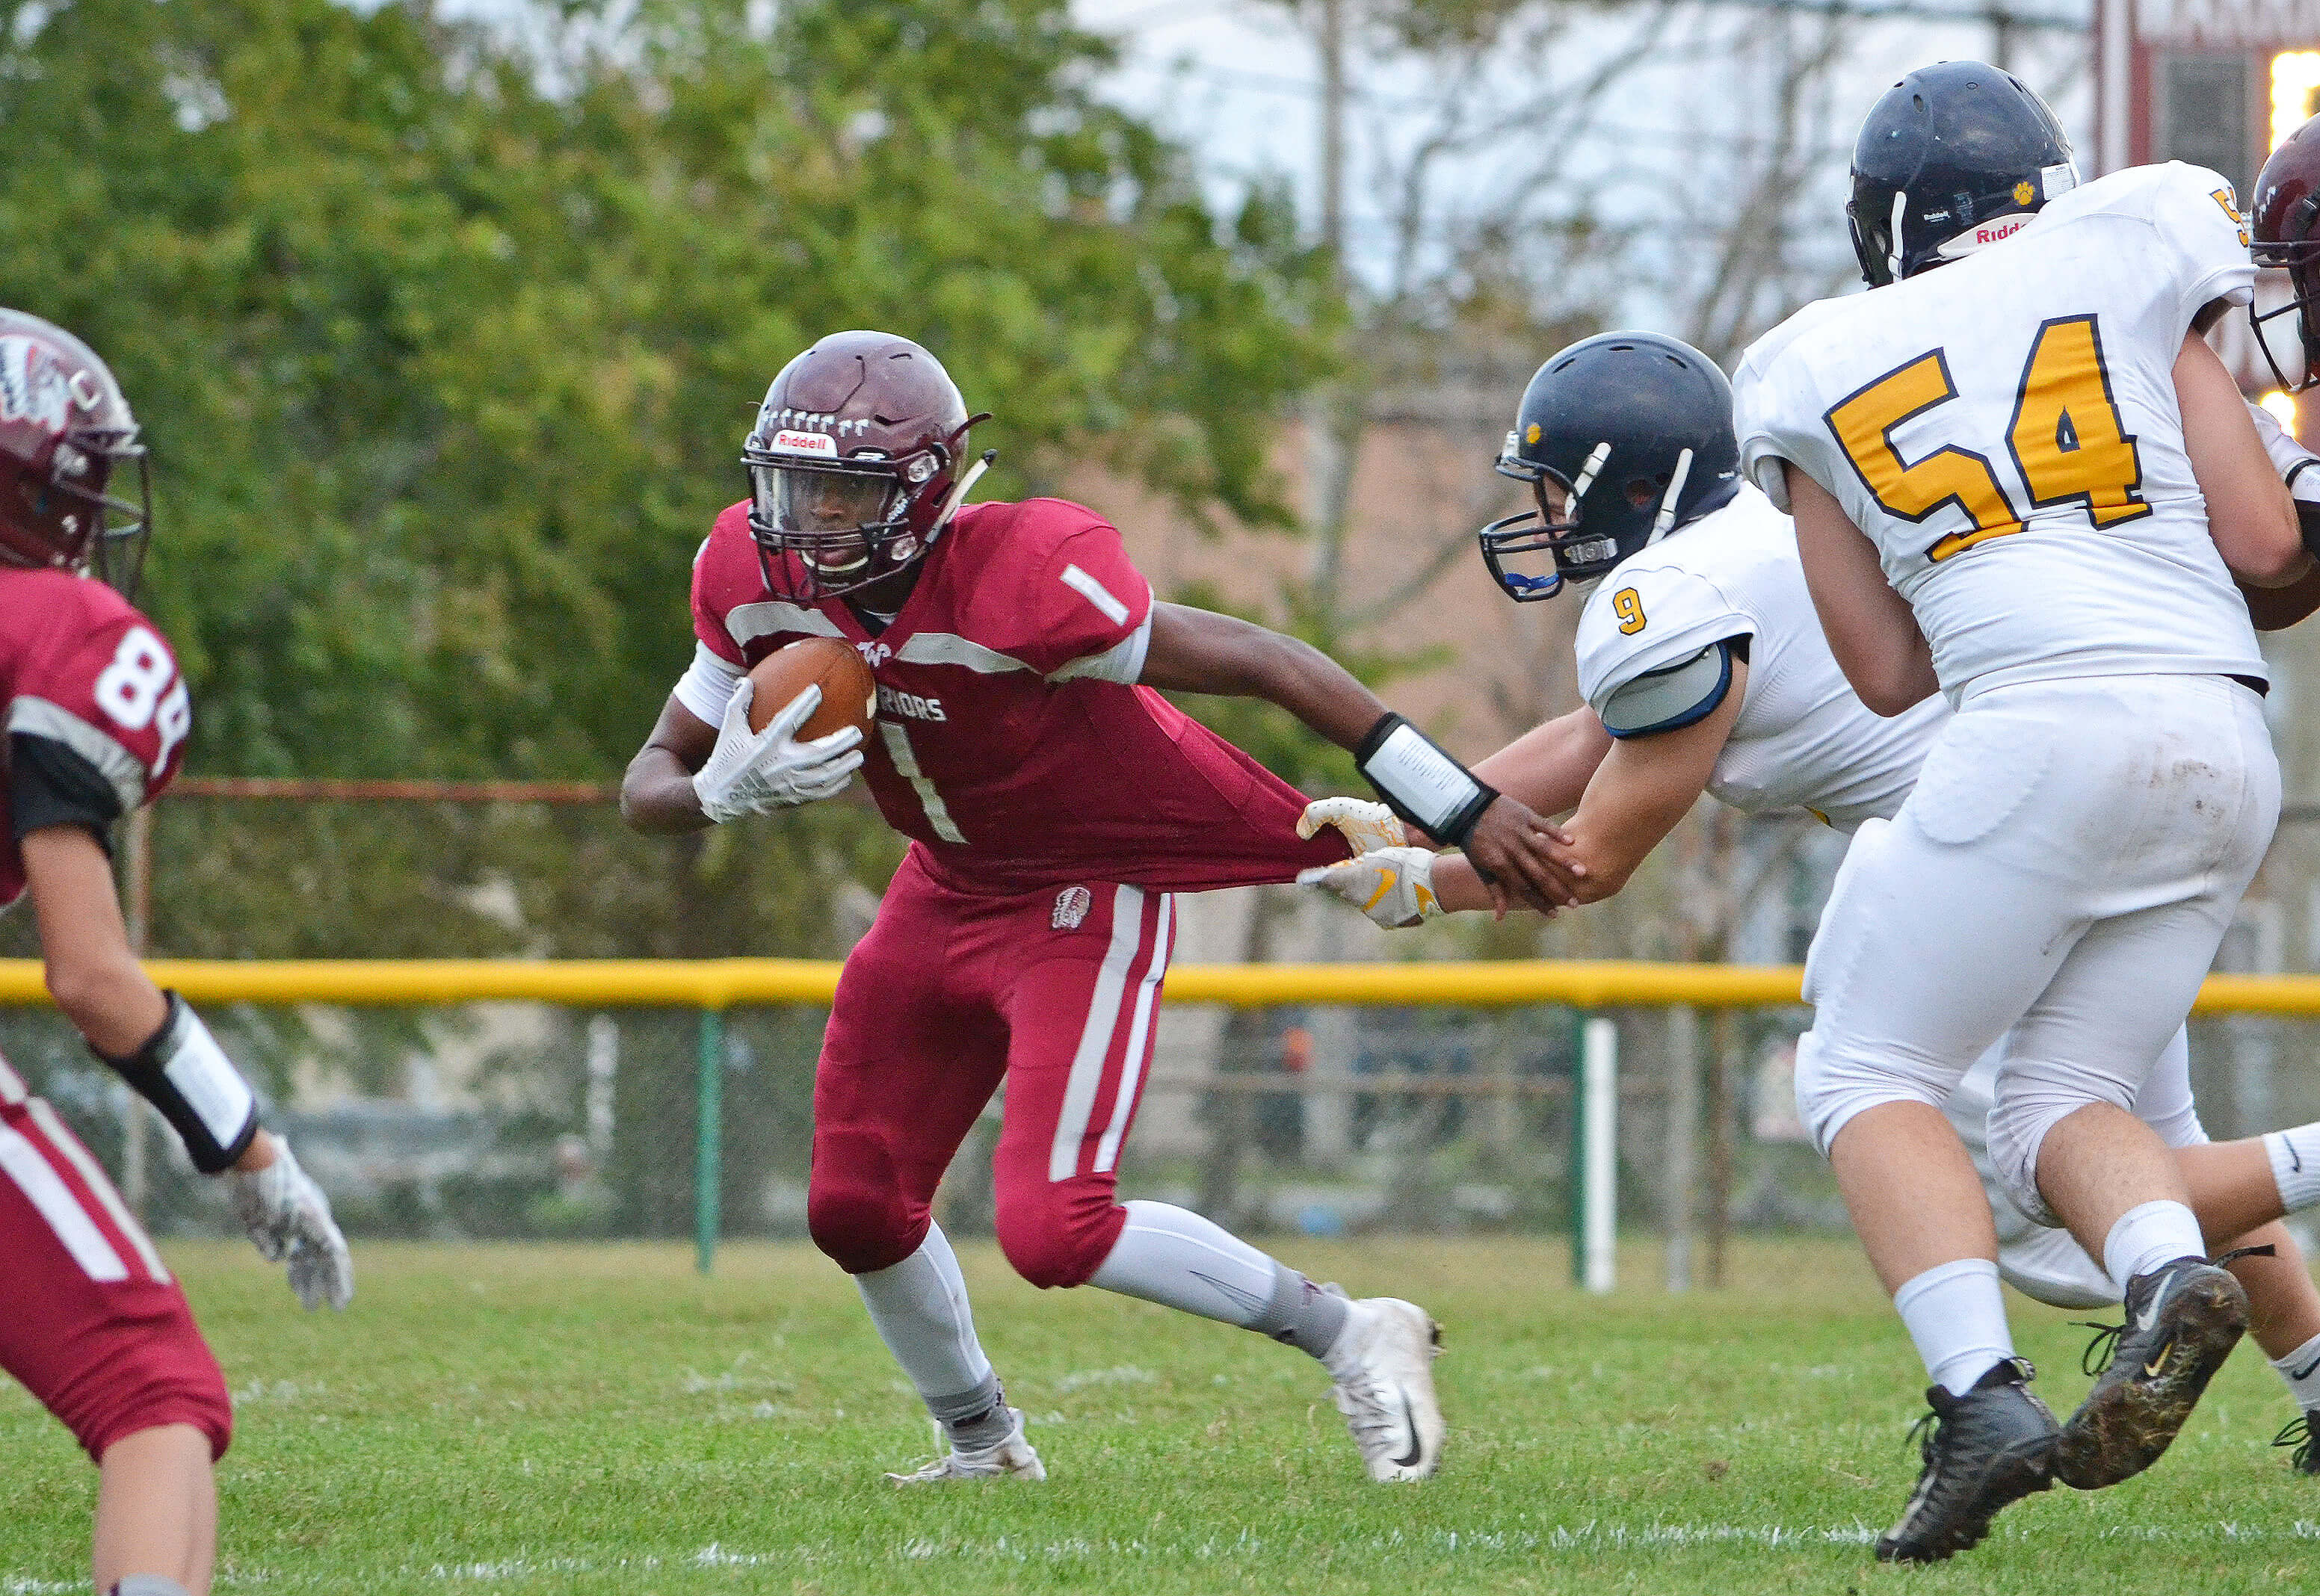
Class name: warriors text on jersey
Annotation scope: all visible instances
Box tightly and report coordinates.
[1,568,191,908]
[684,498,1345,894]
[1573,485,1943,832]
[1733,161,2266,703]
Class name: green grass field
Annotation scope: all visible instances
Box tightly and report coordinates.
[8,1237,2320,1594]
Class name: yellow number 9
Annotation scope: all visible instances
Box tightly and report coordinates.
[1613,587,1646,634]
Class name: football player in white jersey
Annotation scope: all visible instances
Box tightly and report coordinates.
[1727,61,2310,1558]
[1301,331,2320,1481]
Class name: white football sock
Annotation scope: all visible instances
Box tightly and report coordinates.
[1892,1258,2016,1396]
[2271,1331,2320,1411]
[854,1225,1000,1430]
[2265,1125,2320,1213]
[2102,1198,2208,1292]
[1088,1200,1348,1358]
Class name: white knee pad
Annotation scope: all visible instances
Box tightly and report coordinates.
[1996,1224,2119,1311]
[1792,1028,1963,1157]
[1985,1057,2141,1228]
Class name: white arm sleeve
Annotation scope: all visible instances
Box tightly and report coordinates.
[673,642,746,726]
[1048,613,1153,684]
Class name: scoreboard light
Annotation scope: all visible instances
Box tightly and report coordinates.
[2274,52,2320,153]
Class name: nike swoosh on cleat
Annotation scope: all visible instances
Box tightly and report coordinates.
[1392,1394,1424,1469]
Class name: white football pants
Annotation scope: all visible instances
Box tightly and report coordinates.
[1794,672,2276,1225]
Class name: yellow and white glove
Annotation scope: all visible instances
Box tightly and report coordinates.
[1298,847,1443,930]
[1297,796,1407,856]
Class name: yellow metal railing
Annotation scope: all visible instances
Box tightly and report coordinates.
[4,958,2319,1012]
[0,956,1810,1009]
[16,958,2320,1275]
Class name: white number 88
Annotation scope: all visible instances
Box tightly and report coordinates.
[93,626,191,775]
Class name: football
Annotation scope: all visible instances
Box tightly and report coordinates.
[746,636,877,741]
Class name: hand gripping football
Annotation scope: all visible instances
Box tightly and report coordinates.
[747,637,877,741]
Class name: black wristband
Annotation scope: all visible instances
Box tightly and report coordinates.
[1354,712,1499,847]
[95,991,260,1175]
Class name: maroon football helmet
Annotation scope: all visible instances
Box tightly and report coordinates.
[2253,115,2320,394]
[740,330,989,601]
[0,309,150,594]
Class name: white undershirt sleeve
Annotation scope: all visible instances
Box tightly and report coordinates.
[672,642,745,726]
[1047,613,1153,684]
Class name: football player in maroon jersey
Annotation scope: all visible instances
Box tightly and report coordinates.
[0,309,352,1596]
[623,330,1575,1484]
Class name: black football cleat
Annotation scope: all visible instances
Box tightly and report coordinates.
[1875,1357,2059,1564]
[2274,1411,2320,1474]
[2052,1256,2248,1490]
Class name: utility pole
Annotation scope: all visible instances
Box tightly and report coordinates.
[1305,0,1353,607]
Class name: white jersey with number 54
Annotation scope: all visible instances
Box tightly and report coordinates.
[1733,161,2265,705]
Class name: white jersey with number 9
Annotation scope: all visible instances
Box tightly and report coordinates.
[1733,161,2265,705]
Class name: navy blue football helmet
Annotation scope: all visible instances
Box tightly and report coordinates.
[1479,332,1741,602]
[1847,61,2077,288]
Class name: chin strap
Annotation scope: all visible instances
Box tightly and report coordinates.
[928,449,996,544]
[1646,448,1694,545]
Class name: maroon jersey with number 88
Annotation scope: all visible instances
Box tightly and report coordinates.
[689,496,1346,894]
[1,568,191,908]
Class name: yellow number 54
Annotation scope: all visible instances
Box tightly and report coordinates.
[1824,313,2149,563]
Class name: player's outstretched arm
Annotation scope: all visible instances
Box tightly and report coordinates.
[1138,603,1579,908]
[1471,708,1616,820]
[2177,332,2310,589]
[22,826,353,1310]
[1786,466,1937,716]
[1311,681,1740,923]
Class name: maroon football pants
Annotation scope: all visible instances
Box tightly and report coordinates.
[809,851,1176,1287]
[0,1057,232,1462]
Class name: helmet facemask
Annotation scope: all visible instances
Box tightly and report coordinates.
[742,436,955,604]
[1480,437,1697,602]
[2252,200,2320,395]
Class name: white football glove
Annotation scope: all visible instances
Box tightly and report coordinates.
[229,1139,354,1312]
[1298,847,1444,930]
[693,679,864,822]
[1297,796,1407,856]
[2245,395,2320,503]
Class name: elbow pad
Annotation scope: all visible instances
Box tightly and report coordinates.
[1355,713,1498,847]
[95,991,259,1175]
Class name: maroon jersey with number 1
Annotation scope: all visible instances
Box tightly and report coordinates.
[688,496,1346,894]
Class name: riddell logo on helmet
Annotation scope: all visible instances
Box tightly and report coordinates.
[0,338,70,435]
[771,429,838,457]
[1973,216,2031,247]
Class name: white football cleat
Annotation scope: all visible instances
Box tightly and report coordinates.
[1322,1295,1445,1482]
[884,1407,1048,1485]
